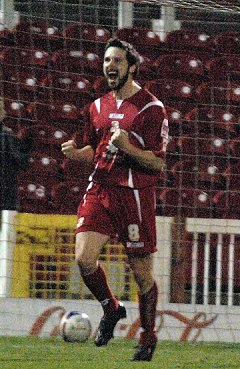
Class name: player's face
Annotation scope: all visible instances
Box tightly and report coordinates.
[103,47,131,91]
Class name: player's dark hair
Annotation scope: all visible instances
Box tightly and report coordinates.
[104,38,140,77]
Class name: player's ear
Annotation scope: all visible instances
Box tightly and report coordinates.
[129,64,136,75]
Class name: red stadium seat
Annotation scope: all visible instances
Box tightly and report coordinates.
[84,50,103,75]
[213,191,240,219]
[153,53,206,85]
[3,67,47,101]
[165,135,180,167]
[63,23,110,55]
[145,78,195,104]
[212,31,240,56]
[61,158,93,183]
[0,47,50,69]
[43,71,94,104]
[50,49,87,74]
[229,138,240,159]
[223,162,240,191]
[13,18,63,51]
[164,29,213,53]
[4,97,30,118]
[165,106,184,135]
[18,180,51,214]
[27,99,86,124]
[138,54,156,80]
[51,49,102,76]
[51,181,87,214]
[18,152,61,189]
[205,56,240,81]
[170,159,225,190]
[18,124,69,160]
[158,187,216,218]
[114,27,163,58]
[184,106,237,138]
[177,134,228,161]
[195,81,240,105]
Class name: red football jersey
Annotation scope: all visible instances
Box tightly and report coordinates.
[83,88,169,188]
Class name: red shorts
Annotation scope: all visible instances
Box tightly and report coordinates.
[76,182,157,255]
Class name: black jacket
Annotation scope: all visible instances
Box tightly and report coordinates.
[0,122,32,210]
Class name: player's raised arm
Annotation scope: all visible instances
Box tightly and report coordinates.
[110,128,165,172]
[61,140,94,162]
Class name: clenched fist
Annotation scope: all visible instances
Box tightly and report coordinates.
[61,140,77,159]
[110,128,130,151]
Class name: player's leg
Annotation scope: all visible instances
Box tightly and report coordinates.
[76,183,127,346]
[75,231,126,346]
[128,254,158,361]
[75,231,118,313]
[116,186,158,361]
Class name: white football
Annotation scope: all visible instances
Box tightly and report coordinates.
[59,310,92,343]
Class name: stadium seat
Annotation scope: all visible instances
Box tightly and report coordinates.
[18,180,51,214]
[205,56,240,81]
[229,138,240,159]
[170,159,225,190]
[61,158,93,183]
[165,106,185,135]
[223,162,240,191]
[50,49,87,74]
[18,152,61,188]
[213,190,240,219]
[184,106,237,138]
[153,53,206,86]
[195,81,240,105]
[212,31,240,55]
[2,67,48,101]
[63,23,110,54]
[3,97,30,118]
[145,78,195,105]
[43,71,94,104]
[51,48,102,76]
[0,46,50,69]
[164,29,213,53]
[18,124,69,160]
[27,99,85,125]
[158,187,216,218]
[51,181,87,214]
[138,53,157,80]
[165,135,181,168]
[13,18,63,51]
[177,134,228,161]
[114,27,163,58]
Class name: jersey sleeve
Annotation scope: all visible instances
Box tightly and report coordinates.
[140,104,169,159]
[82,103,98,150]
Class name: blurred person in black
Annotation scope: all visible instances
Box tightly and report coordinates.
[0,97,32,212]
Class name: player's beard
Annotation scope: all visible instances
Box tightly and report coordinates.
[105,67,130,91]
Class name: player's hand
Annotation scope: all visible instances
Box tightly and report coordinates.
[61,140,77,159]
[110,128,129,151]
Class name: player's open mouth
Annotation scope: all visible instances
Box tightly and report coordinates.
[107,71,118,81]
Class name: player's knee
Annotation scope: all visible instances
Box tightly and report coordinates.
[79,261,97,276]
[134,273,155,295]
[75,252,97,275]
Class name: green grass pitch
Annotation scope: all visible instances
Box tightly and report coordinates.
[0,336,240,369]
